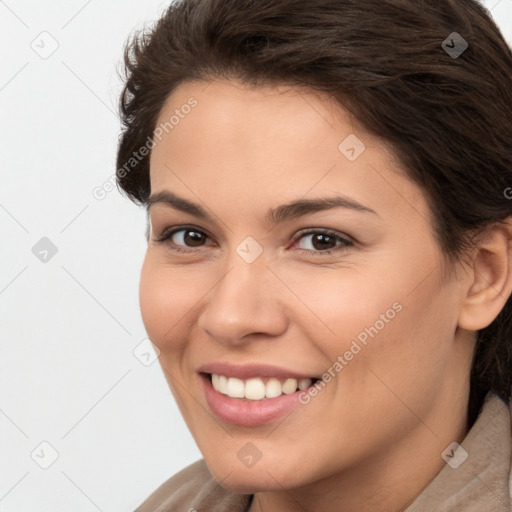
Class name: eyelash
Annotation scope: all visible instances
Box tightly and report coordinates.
[152,225,354,256]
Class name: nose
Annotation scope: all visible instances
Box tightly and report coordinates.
[197,254,288,346]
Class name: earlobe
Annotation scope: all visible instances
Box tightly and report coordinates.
[458,219,512,331]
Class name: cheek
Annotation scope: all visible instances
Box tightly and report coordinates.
[279,264,401,344]
[333,274,456,409]
[139,255,199,348]
[282,258,452,375]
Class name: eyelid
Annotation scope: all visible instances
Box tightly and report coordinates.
[292,227,354,244]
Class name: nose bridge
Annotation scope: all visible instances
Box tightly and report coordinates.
[218,257,262,307]
[198,246,287,343]
[210,250,269,320]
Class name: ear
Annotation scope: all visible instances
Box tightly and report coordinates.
[458,218,512,331]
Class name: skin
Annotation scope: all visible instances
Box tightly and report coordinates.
[139,78,512,512]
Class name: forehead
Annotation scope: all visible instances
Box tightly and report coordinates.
[148,79,428,226]
[152,78,350,159]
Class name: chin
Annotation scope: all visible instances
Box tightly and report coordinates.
[215,472,284,494]
[204,457,310,494]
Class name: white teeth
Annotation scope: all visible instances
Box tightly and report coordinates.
[265,378,282,398]
[245,378,266,400]
[210,374,313,400]
[226,377,245,398]
[298,378,311,390]
[282,378,298,394]
[218,375,228,394]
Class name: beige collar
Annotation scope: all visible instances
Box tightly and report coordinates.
[404,392,512,511]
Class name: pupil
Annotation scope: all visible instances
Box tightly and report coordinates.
[185,230,204,246]
[312,234,335,250]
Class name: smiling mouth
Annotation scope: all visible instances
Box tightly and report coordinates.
[205,372,321,401]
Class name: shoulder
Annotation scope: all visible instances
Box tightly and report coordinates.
[134,459,252,512]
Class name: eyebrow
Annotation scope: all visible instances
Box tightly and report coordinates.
[146,190,379,224]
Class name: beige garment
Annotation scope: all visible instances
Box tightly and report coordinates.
[134,392,511,511]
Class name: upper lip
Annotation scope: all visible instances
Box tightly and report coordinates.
[198,362,320,380]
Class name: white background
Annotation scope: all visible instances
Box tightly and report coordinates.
[1,1,511,510]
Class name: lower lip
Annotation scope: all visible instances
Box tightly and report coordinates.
[200,373,311,427]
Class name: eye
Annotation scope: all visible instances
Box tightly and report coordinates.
[170,228,207,247]
[152,226,353,256]
[153,226,212,251]
[293,230,354,254]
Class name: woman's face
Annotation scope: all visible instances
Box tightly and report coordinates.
[140,79,474,492]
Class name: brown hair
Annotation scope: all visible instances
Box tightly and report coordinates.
[116,0,512,425]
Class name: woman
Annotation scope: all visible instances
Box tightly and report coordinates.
[116,0,512,510]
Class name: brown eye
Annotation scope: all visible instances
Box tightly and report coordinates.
[153,226,212,248]
[171,229,207,247]
[310,233,336,250]
[294,230,354,254]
